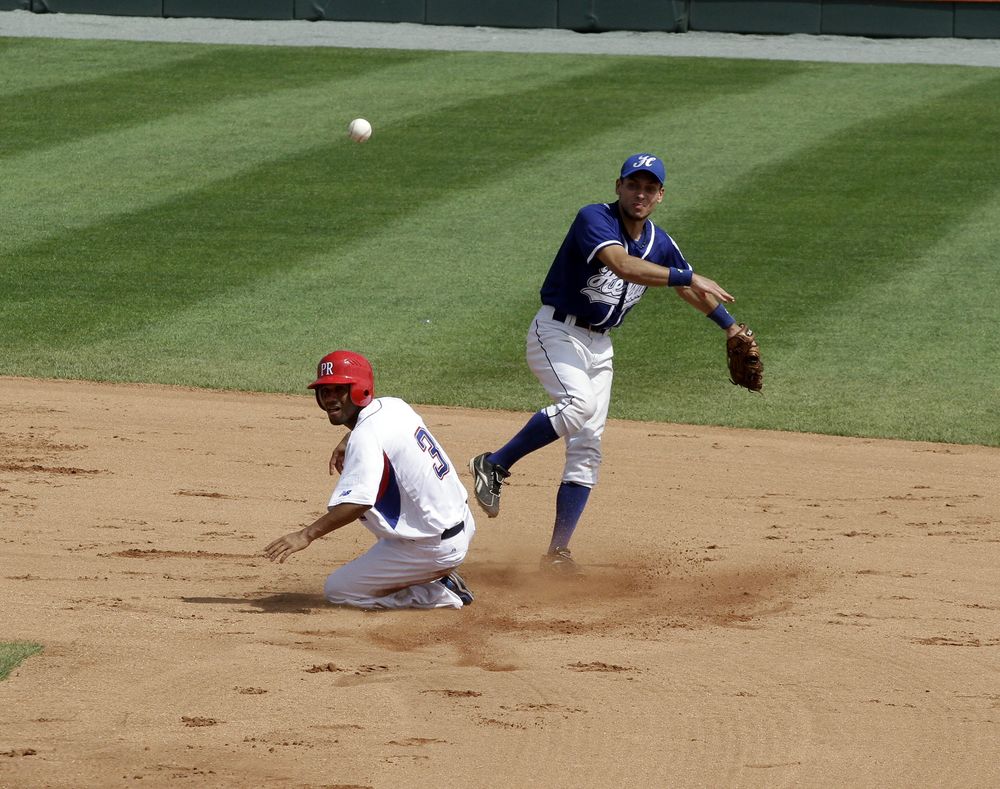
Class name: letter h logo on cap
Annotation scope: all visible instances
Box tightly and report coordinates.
[620,153,665,184]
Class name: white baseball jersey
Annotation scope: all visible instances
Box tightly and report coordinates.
[329,397,467,540]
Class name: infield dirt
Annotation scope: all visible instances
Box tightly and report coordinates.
[1,377,998,787]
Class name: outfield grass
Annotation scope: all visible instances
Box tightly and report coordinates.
[0,641,42,681]
[1,38,997,446]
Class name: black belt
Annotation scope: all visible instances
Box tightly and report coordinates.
[441,521,465,540]
[551,309,609,334]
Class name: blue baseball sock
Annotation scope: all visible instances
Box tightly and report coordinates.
[549,482,591,551]
[488,410,558,471]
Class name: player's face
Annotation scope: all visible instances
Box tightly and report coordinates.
[616,173,664,221]
[317,384,360,427]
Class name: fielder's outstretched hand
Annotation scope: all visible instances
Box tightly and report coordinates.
[264,530,311,563]
[690,273,734,304]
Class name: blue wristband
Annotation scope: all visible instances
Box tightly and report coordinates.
[668,268,693,287]
[707,303,736,329]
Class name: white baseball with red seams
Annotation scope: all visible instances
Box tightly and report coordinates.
[347,117,372,142]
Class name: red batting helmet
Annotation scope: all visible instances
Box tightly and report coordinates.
[308,350,374,407]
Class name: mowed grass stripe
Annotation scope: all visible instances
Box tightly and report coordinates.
[613,72,1000,443]
[689,71,1000,330]
[0,55,794,385]
[0,43,431,158]
[643,62,996,208]
[801,198,1000,445]
[0,49,607,256]
[0,38,206,97]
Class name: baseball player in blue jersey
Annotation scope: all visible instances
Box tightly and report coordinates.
[469,153,748,576]
[265,350,476,608]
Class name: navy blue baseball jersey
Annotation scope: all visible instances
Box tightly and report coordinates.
[539,201,692,330]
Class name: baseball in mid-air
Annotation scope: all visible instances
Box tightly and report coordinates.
[347,118,372,143]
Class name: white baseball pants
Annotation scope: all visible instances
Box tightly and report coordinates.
[323,510,475,609]
[527,305,614,487]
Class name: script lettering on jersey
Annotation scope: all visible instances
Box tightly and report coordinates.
[582,268,647,311]
[414,426,450,479]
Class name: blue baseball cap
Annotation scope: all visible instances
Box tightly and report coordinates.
[620,153,665,184]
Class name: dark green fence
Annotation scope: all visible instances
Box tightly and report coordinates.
[6,1,1000,38]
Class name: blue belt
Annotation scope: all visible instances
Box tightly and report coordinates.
[552,309,609,334]
[441,521,465,540]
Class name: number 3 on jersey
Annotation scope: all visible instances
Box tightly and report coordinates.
[414,426,450,479]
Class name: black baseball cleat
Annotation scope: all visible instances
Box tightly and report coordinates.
[468,453,509,518]
[540,547,584,576]
[438,571,474,606]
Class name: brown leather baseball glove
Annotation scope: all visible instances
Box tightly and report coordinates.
[727,324,763,392]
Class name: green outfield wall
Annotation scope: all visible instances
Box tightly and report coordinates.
[7,1,1000,39]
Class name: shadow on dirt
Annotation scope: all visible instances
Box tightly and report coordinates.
[181,592,327,613]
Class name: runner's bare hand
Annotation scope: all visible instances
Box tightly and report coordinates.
[264,530,311,563]
[329,434,349,475]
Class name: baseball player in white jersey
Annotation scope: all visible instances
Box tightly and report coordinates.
[265,350,476,609]
[469,153,750,575]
